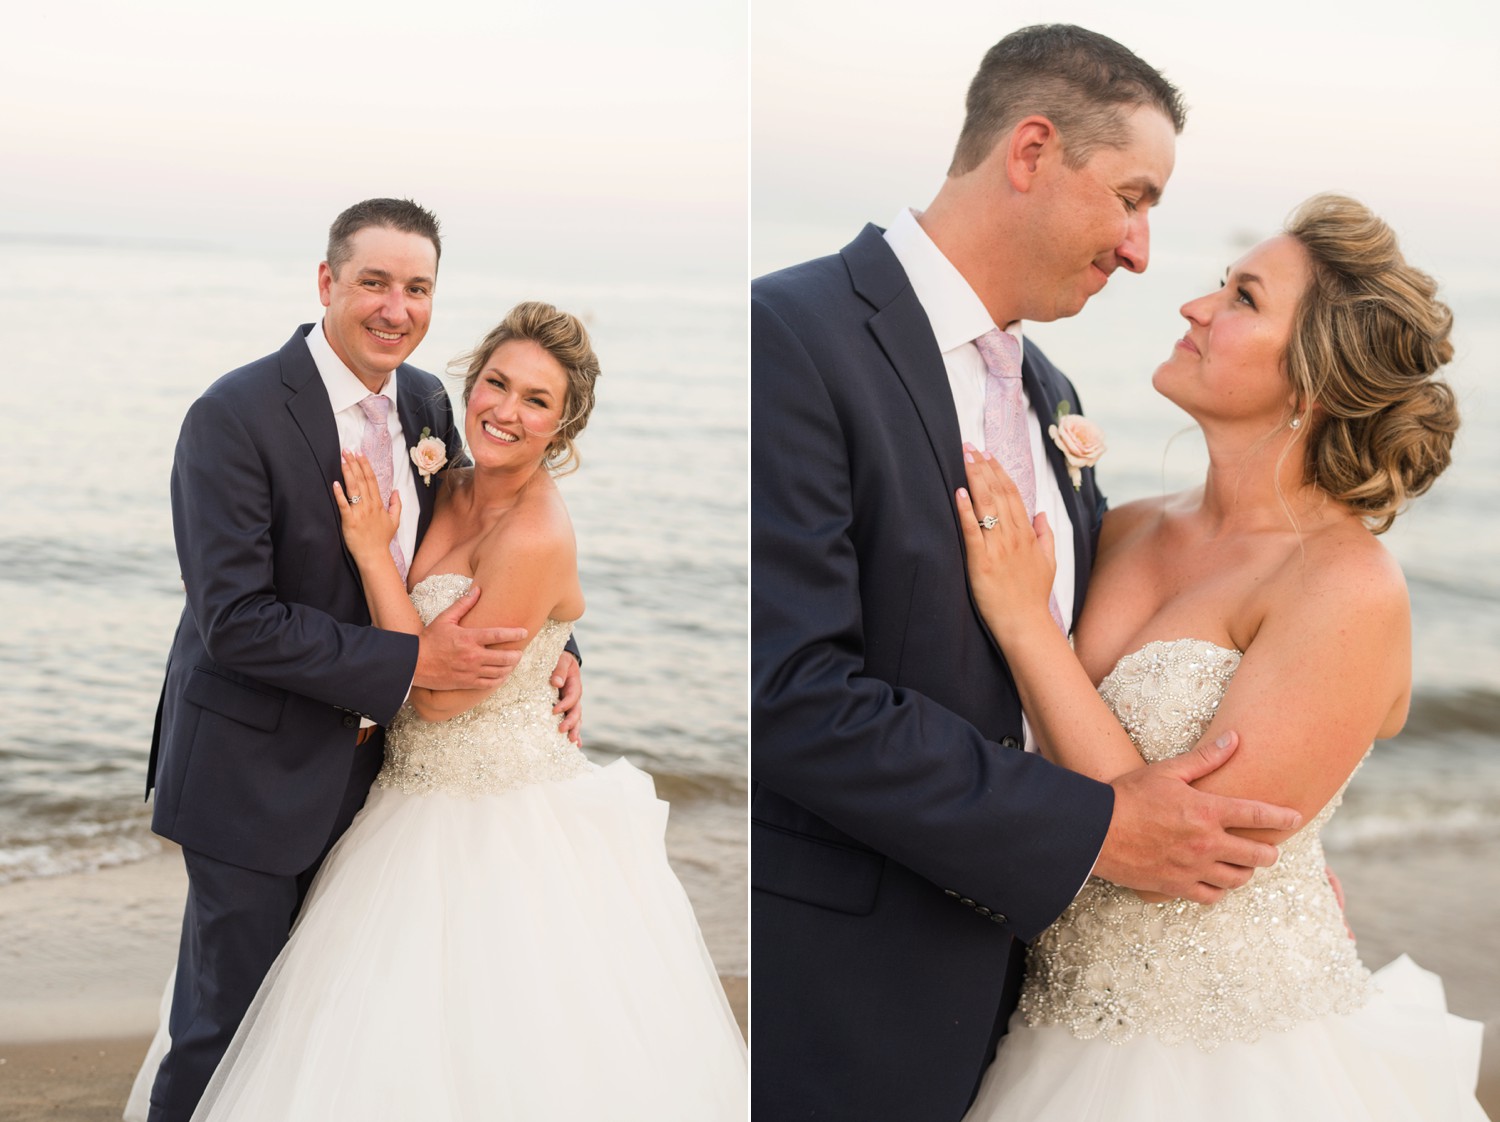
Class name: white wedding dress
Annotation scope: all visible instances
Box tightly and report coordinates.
[965,639,1488,1122]
[132,574,745,1121]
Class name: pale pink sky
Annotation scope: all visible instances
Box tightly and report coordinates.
[3,0,746,284]
[752,0,1500,280]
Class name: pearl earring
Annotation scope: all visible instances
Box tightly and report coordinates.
[1290,417,1302,430]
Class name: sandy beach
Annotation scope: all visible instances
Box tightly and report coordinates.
[0,848,748,1120]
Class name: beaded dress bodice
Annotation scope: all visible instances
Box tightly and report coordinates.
[375,573,593,797]
[1020,638,1372,1050]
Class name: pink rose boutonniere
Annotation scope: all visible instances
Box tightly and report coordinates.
[1048,403,1105,491]
[409,427,448,486]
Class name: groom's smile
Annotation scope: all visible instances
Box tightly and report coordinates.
[317,224,438,392]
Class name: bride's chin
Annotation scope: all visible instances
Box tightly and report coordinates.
[1150,364,1190,401]
[469,452,549,479]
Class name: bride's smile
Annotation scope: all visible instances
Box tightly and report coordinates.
[465,338,568,467]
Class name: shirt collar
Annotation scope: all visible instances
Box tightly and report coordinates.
[884,207,1023,353]
[304,319,400,415]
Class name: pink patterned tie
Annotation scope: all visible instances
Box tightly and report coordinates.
[975,329,1065,633]
[357,394,408,583]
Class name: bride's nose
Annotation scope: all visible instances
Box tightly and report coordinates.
[495,391,521,420]
[1180,292,1214,325]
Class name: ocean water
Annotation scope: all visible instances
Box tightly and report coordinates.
[0,240,747,970]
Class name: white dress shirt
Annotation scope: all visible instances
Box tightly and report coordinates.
[883,208,1078,632]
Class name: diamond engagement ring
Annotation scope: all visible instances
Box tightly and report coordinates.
[349,495,363,505]
[978,515,999,530]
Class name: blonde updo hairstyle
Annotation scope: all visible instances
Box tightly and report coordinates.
[453,301,600,476]
[1283,194,1458,533]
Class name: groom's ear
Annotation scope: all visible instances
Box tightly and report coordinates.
[317,261,335,308]
[1005,116,1058,191]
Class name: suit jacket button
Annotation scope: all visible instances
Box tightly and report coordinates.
[341,714,359,729]
[1000,736,1021,750]
[991,913,1008,925]
[975,906,991,917]
[959,897,975,908]
[943,889,960,898]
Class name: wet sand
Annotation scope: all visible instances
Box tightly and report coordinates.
[0,1037,153,1122]
[1333,836,1500,1115]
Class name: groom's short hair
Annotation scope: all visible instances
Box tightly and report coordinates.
[949,24,1186,176]
[326,198,443,275]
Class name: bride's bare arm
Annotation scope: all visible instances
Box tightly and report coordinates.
[335,452,528,692]
[956,449,1151,783]
[957,449,1409,846]
[960,451,1311,902]
[1182,548,1410,845]
[334,451,424,635]
[406,495,581,723]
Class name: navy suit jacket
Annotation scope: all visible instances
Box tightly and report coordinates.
[147,325,464,876]
[751,226,1116,1120]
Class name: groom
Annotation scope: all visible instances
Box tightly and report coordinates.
[752,25,1301,1121]
[143,198,582,1122]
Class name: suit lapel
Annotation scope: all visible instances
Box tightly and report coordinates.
[868,298,968,504]
[844,227,1097,647]
[1020,348,1093,617]
[394,369,440,547]
[846,228,968,514]
[280,326,361,581]
[845,227,1010,663]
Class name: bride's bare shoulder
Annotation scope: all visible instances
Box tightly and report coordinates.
[1098,492,1181,551]
[439,465,475,493]
[480,477,576,562]
[1295,515,1408,608]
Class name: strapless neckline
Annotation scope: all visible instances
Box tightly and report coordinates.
[1098,636,1242,687]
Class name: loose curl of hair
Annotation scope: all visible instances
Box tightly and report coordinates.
[452,302,600,476]
[1283,194,1459,534]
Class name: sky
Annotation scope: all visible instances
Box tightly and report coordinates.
[12,0,1495,293]
[752,0,1500,283]
[3,0,747,288]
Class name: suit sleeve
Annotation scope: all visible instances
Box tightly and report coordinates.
[751,296,1114,941]
[172,393,417,725]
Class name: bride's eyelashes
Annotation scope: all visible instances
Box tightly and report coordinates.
[1217,278,1258,310]
[483,375,555,414]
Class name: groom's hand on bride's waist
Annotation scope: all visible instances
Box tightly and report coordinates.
[1092,731,1302,906]
[551,652,583,747]
[412,582,528,691]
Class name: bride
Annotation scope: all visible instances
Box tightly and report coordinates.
[955,195,1487,1120]
[136,301,746,1120]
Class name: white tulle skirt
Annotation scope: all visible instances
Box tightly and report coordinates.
[965,955,1488,1121]
[132,759,744,1121]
